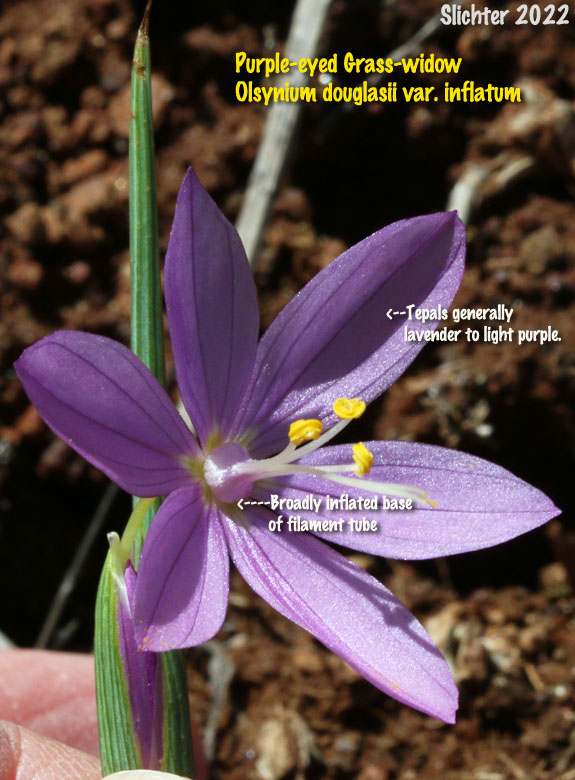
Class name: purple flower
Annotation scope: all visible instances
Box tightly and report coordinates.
[15,169,559,724]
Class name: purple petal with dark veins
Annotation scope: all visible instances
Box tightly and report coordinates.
[254,441,560,558]
[234,212,465,457]
[135,485,229,651]
[15,331,197,496]
[222,508,458,723]
[117,563,162,769]
[164,168,259,446]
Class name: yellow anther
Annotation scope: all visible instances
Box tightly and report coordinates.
[333,397,367,419]
[352,442,374,477]
[289,419,323,446]
[422,492,438,508]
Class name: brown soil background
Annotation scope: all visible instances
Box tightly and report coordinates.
[0,0,574,778]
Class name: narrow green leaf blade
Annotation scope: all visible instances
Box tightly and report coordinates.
[161,651,197,777]
[129,5,164,384]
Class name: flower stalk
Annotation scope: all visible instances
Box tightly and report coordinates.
[94,7,195,776]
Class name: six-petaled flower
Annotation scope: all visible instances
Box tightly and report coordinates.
[15,169,560,724]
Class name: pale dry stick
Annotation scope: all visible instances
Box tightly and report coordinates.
[446,164,489,225]
[35,481,119,648]
[237,5,449,263]
[236,0,332,265]
[446,155,537,224]
[316,8,446,137]
[355,12,445,97]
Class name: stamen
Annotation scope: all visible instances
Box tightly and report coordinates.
[293,397,368,459]
[334,397,366,419]
[288,418,347,459]
[352,442,373,476]
[303,468,434,506]
[240,454,436,507]
[289,419,323,446]
[268,397,369,466]
[227,395,436,509]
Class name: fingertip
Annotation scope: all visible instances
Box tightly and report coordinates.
[0,720,20,780]
[0,720,101,780]
[0,650,99,756]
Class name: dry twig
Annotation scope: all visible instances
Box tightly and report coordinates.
[35,482,119,648]
[236,0,332,264]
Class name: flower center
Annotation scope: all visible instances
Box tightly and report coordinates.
[200,399,436,509]
[203,442,254,503]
